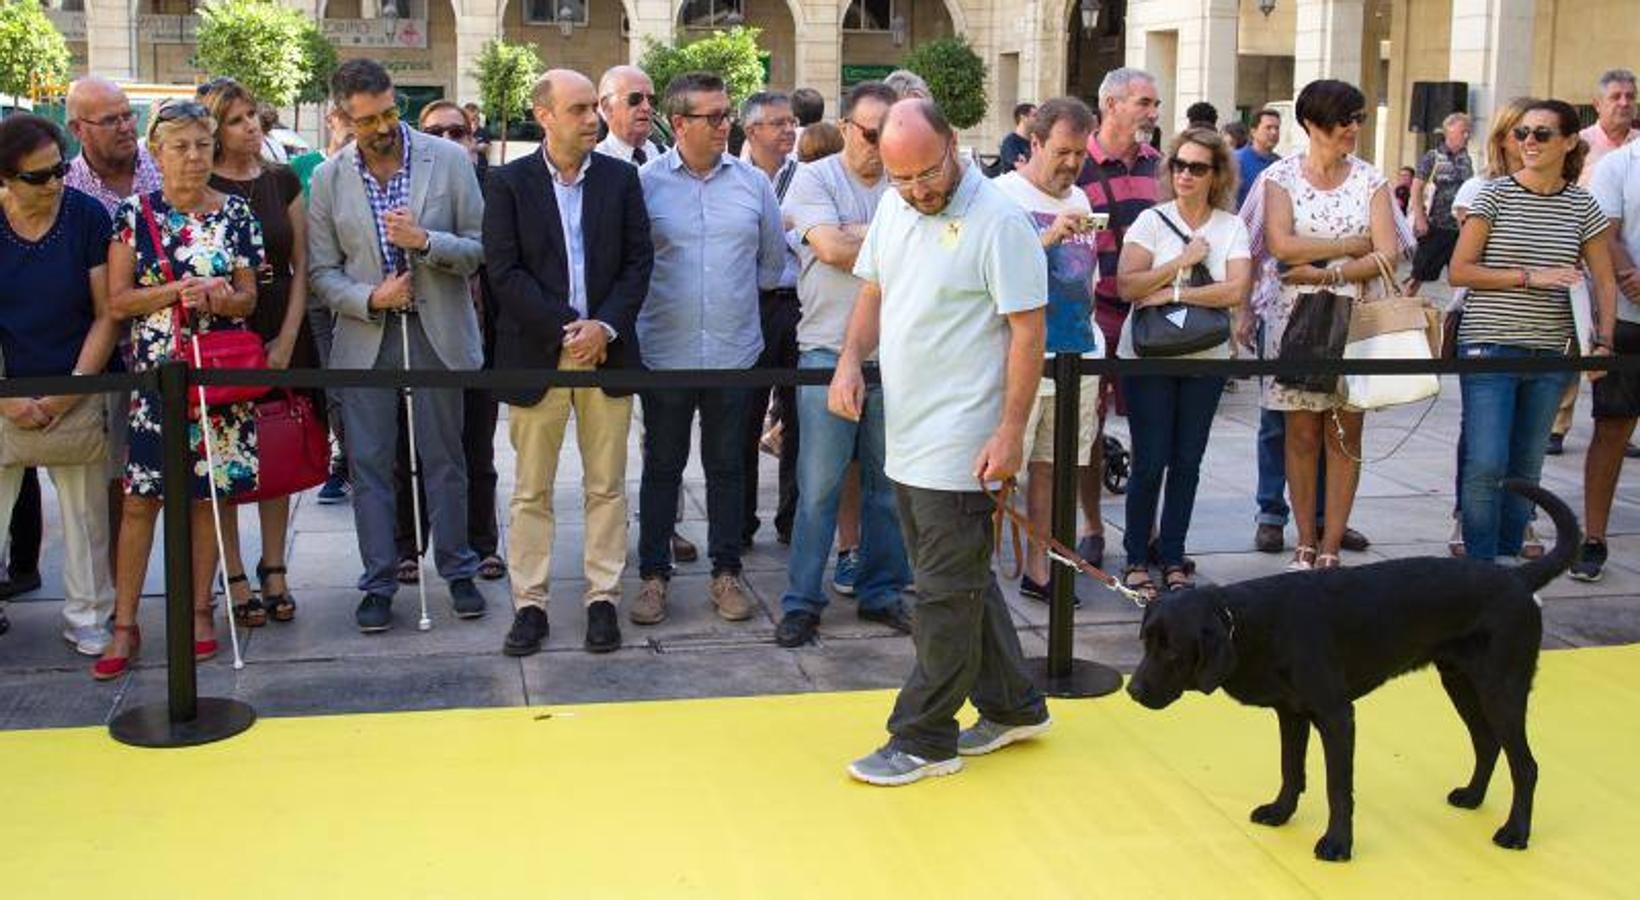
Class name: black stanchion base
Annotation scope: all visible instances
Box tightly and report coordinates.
[1025,657,1124,699]
[108,697,257,748]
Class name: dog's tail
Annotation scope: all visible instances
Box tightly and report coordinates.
[1507,478,1581,592]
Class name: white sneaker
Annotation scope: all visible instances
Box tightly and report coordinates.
[63,624,112,656]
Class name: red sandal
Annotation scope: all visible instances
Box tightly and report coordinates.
[91,624,141,681]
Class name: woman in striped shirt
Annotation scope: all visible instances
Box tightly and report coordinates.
[1450,99,1620,562]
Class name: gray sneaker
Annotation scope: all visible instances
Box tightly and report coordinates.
[957,716,1052,756]
[63,623,112,656]
[846,747,962,786]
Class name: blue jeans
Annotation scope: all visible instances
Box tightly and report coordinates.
[1121,374,1226,567]
[1255,406,1292,525]
[1457,343,1575,561]
[781,350,911,616]
[638,386,753,578]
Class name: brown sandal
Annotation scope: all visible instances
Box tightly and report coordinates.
[1163,565,1194,592]
[1122,565,1159,602]
[1288,546,1317,571]
[1316,553,1342,570]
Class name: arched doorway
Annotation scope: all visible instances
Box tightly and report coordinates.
[675,0,798,91]
[1065,0,1125,108]
[838,0,955,99]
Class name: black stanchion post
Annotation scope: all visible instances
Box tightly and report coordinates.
[1025,352,1123,698]
[109,361,256,747]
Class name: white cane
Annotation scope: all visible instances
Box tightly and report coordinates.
[187,310,246,671]
[398,296,432,632]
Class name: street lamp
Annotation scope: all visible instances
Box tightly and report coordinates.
[1079,0,1100,37]
[1259,0,1278,17]
[890,13,907,47]
[381,1,400,43]
[558,2,575,38]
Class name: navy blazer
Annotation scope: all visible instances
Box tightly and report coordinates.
[483,149,653,405]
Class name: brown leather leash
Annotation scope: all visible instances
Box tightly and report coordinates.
[982,479,1152,609]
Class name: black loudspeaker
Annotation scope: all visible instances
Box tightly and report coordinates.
[1409,81,1468,133]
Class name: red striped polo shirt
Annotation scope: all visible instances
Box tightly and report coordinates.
[1076,135,1163,306]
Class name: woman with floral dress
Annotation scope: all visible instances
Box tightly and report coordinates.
[93,100,264,680]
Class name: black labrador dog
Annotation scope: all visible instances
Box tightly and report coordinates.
[1127,480,1576,862]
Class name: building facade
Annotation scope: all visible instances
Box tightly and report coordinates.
[40,0,1640,167]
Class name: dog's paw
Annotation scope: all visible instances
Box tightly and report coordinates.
[1250,801,1296,827]
[1313,833,1353,862]
[1447,786,1486,809]
[1492,821,1530,850]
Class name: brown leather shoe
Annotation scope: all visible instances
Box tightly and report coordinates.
[671,532,699,563]
[1339,527,1371,553]
[708,573,755,621]
[1254,523,1284,553]
[630,577,669,625]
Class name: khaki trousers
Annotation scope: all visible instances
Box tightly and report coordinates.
[507,359,633,609]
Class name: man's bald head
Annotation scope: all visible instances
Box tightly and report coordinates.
[879,99,961,216]
[65,77,126,119]
[598,65,650,101]
[65,77,138,170]
[534,68,595,113]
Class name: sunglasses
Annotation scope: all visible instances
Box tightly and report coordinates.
[154,100,210,123]
[1168,158,1216,177]
[1332,111,1368,127]
[611,91,657,110]
[351,106,402,134]
[846,118,880,146]
[13,161,69,186]
[1512,126,1561,143]
[678,110,732,129]
[423,124,470,140]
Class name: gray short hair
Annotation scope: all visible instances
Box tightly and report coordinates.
[1598,68,1637,94]
[1097,67,1156,108]
[740,91,790,127]
[1442,112,1471,130]
[884,70,930,100]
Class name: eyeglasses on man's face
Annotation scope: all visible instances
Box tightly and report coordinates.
[78,110,136,130]
[887,149,953,189]
[606,91,657,110]
[350,105,402,134]
[678,110,732,129]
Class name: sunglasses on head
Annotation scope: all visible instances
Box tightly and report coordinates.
[1168,158,1216,177]
[612,91,657,110]
[423,124,470,140]
[13,161,68,186]
[155,100,210,123]
[846,118,880,145]
[1512,126,1560,143]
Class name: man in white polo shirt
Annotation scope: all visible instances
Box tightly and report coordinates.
[831,99,1052,786]
[1574,136,1640,582]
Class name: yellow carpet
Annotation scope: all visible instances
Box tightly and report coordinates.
[6,646,1640,899]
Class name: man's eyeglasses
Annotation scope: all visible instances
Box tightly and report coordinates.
[423,124,470,141]
[678,110,732,129]
[1168,158,1216,177]
[606,91,657,110]
[12,161,69,186]
[751,116,796,130]
[845,118,880,146]
[350,105,402,134]
[77,111,136,130]
[1512,126,1560,143]
[887,151,953,189]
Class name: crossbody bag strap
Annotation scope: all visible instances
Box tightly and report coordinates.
[140,195,191,354]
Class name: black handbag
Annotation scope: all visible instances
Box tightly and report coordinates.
[1275,288,1354,393]
[1131,212,1231,357]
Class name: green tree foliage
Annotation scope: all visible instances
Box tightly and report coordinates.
[900,36,988,130]
[471,38,542,155]
[639,26,765,110]
[296,20,339,108]
[195,0,312,108]
[0,0,71,99]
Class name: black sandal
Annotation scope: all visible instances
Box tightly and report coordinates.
[1163,565,1194,592]
[1121,565,1159,603]
[257,560,297,623]
[228,573,266,627]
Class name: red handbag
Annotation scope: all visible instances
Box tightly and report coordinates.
[140,194,270,412]
[235,390,330,504]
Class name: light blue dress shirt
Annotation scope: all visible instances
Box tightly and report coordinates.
[543,149,588,318]
[637,149,786,370]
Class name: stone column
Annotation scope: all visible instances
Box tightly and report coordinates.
[626,0,674,64]
[794,0,841,112]
[1449,0,1536,166]
[1293,0,1364,88]
[85,0,136,80]
[453,1,503,107]
[1122,0,1238,142]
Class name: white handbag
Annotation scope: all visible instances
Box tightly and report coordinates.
[1342,256,1441,411]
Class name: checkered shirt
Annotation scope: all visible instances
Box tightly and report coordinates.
[355,124,414,276]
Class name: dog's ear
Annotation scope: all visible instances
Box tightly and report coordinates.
[1193,612,1237,693]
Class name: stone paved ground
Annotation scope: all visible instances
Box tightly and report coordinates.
[3,370,1639,730]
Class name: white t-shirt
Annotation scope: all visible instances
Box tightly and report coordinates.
[855,165,1048,491]
[1116,201,1250,359]
[1448,175,1497,311]
[1589,142,1640,324]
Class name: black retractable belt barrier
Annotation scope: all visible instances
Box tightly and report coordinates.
[108,362,256,748]
[1024,354,1124,697]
